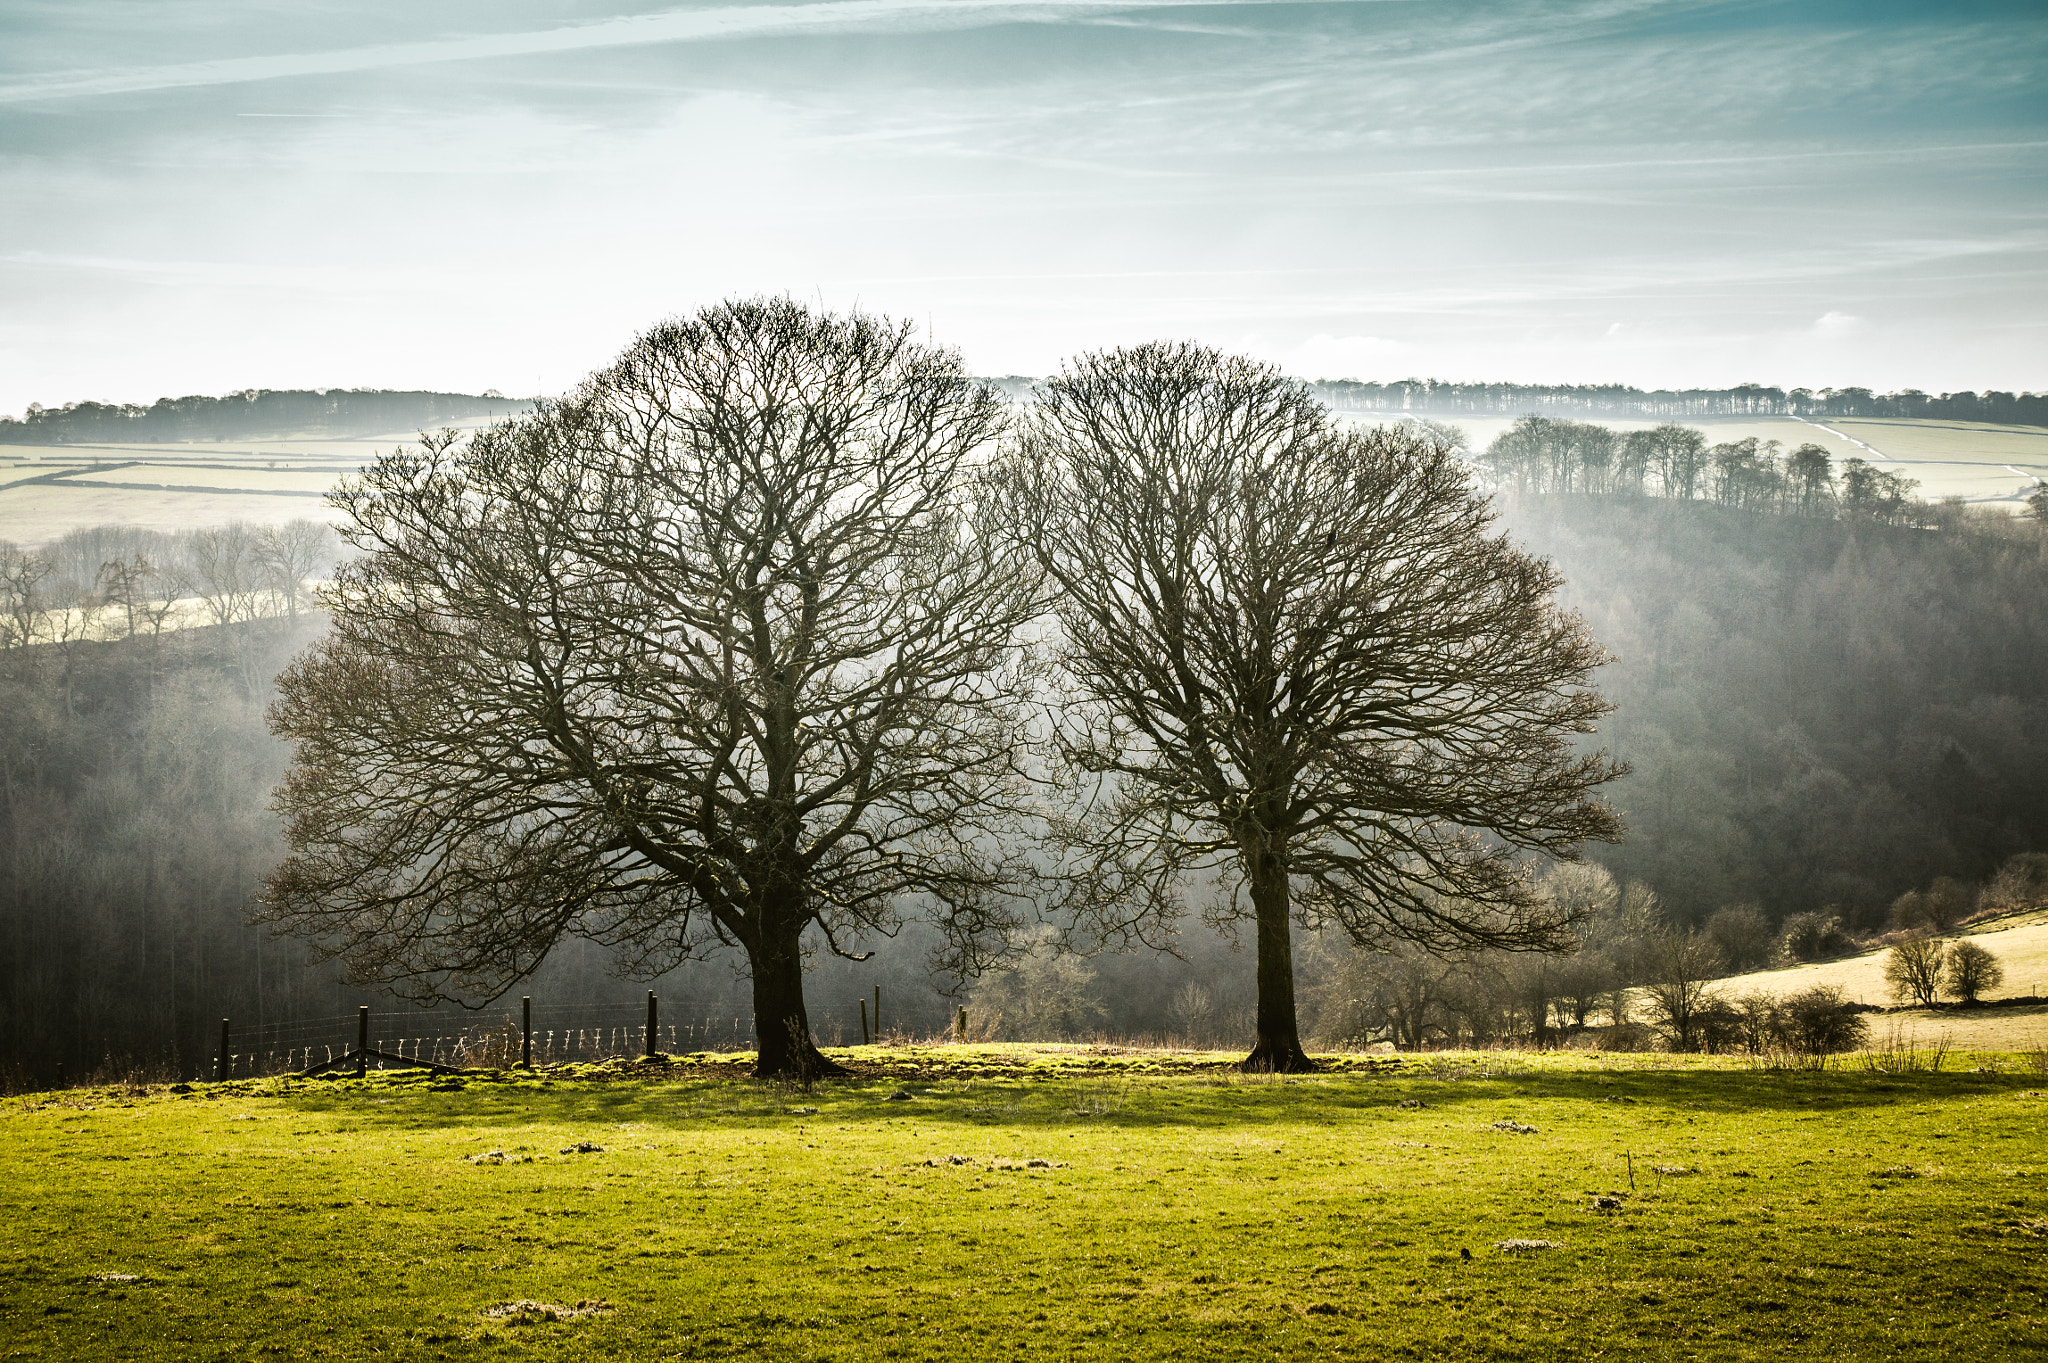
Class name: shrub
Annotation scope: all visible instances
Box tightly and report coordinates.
[1883,934,1947,1007]
[1594,1021,1652,1052]
[1943,941,2004,1003]
[1731,992,1783,1054]
[1781,910,1851,963]
[1706,905,1776,973]
[1778,985,1870,1054]
[1694,998,1746,1054]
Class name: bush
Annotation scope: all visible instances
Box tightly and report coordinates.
[1594,1021,1653,1052]
[1732,992,1782,1054]
[1943,941,2004,1003]
[1778,985,1870,1054]
[1781,910,1851,963]
[1883,934,1947,1007]
[1706,905,1776,973]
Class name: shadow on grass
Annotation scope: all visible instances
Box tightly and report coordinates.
[241,1053,2043,1136]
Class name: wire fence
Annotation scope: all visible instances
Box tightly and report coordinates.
[210,994,959,1079]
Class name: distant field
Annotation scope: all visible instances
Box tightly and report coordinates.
[1335,412,2047,508]
[1826,418,2048,466]
[62,464,342,494]
[1704,912,2048,1052]
[0,483,348,545]
[2,1046,2043,1360]
[0,419,499,545]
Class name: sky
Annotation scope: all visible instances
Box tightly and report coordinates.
[1,0,2043,415]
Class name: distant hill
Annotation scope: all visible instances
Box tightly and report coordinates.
[0,388,532,445]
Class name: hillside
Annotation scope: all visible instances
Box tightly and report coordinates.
[1708,911,2048,1050]
[1505,494,2048,925]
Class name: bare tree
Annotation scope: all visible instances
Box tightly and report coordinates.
[184,522,264,629]
[263,299,1042,1079]
[0,541,53,651]
[1705,904,1775,972]
[95,555,153,640]
[1883,933,1947,1008]
[1943,940,2003,1003]
[1640,929,1724,1051]
[1980,852,2048,915]
[1787,444,1834,515]
[1647,424,1708,500]
[253,520,334,626]
[1002,343,1625,1071]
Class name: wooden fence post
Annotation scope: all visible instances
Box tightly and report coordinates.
[356,1005,369,1078]
[859,999,870,1045]
[218,1018,230,1083]
[645,991,658,1059]
[957,1006,967,1042]
[874,985,882,1041]
[523,996,532,1068]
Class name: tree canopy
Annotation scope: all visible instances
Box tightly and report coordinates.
[263,299,1041,1078]
[1003,343,1625,1071]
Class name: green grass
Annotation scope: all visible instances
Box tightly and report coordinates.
[4,1046,2045,1360]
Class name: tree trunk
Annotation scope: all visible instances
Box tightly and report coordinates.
[1239,836,1317,1074]
[745,912,848,1081]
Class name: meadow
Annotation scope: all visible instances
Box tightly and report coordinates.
[3,1046,2043,1361]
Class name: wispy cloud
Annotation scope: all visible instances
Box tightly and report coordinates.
[0,0,1403,104]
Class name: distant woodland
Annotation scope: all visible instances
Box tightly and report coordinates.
[3,413,2046,1080]
[1309,379,2048,425]
[0,388,527,445]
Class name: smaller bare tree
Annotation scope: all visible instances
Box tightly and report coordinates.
[1943,941,2003,1003]
[1883,934,1947,1007]
[1004,343,1624,1072]
[1640,930,1724,1051]
[0,541,53,651]
[254,520,334,626]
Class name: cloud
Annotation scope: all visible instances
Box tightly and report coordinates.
[0,0,1404,104]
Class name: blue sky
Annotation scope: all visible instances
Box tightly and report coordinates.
[1,0,2042,413]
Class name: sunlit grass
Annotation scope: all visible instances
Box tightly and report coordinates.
[3,1046,2043,1360]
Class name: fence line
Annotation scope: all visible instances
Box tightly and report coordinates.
[205,994,961,1079]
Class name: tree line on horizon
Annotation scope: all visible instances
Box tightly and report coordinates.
[0,389,529,446]
[1307,378,2048,426]
[10,374,2042,450]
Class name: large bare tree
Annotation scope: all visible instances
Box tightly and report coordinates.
[263,299,1040,1078]
[1003,342,1625,1072]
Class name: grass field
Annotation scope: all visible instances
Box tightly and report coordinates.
[4,1046,2044,1360]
